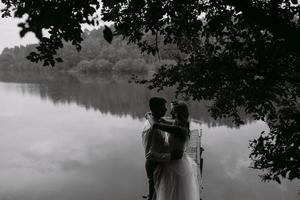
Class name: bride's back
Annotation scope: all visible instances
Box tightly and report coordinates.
[168,120,189,152]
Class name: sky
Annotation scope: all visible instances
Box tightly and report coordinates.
[0,16,104,54]
[0,2,106,54]
[0,17,38,53]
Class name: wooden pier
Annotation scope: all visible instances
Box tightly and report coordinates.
[186,120,204,199]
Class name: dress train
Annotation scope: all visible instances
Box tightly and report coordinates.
[154,153,200,200]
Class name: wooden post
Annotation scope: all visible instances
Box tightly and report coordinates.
[198,126,203,200]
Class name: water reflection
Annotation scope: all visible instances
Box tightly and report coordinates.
[0,71,298,200]
[202,123,299,200]
[0,88,146,200]
[0,71,253,127]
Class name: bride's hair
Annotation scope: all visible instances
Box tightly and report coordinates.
[173,102,190,134]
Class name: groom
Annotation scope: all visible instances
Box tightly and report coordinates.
[142,97,181,200]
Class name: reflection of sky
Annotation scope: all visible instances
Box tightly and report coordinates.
[0,82,299,200]
[0,83,147,200]
[201,123,299,200]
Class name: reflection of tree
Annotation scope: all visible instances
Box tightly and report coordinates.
[0,71,253,128]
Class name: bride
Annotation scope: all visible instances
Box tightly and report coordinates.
[147,102,200,200]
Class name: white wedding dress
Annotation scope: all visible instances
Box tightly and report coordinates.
[154,133,200,200]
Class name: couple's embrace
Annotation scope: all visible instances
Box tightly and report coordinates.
[142,97,200,200]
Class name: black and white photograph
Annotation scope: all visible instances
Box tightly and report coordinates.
[0,1,299,200]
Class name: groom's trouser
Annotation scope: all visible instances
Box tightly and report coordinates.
[145,160,158,200]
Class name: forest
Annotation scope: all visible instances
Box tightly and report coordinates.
[0,26,180,74]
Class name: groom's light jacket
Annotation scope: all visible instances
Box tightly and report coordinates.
[142,119,171,162]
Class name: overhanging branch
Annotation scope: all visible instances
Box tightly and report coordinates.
[227,0,300,53]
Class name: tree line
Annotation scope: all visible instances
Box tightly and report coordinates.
[0,26,180,74]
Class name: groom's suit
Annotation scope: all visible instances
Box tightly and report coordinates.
[142,116,170,200]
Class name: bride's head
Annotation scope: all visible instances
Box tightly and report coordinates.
[173,102,190,129]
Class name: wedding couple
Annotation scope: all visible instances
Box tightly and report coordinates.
[142,97,200,200]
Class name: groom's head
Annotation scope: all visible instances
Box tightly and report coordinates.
[149,97,167,118]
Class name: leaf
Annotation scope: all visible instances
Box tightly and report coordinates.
[291,0,298,4]
[19,29,27,38]
[103,25,113,44]
[76,45,82,51]
[274,176,281,184]
[56,57,63,62]
[50,60,55,66]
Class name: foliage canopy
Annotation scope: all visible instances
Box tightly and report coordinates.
[1,0,300,183]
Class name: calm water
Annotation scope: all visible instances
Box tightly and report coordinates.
[0,71,298,200]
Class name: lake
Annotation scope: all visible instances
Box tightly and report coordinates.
[0,71,298,200]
